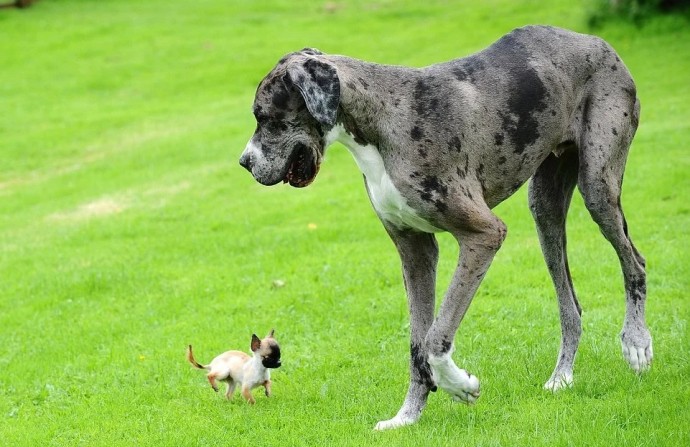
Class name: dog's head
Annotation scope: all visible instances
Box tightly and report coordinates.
[239,49,340,188]
[251,329,282,369]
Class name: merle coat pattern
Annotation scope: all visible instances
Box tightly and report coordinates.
[239,26,651,430]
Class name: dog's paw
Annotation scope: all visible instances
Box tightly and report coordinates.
[428,353,480,404]
[544,371,573,391]
[374,415,417,431]
[621,326,653,373]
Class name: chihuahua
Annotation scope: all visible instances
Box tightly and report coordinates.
[187,330,281,404]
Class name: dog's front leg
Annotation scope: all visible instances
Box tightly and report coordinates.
[425,217,507,404]
[374,229,438,431]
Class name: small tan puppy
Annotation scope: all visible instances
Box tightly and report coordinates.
[187,330,281,404]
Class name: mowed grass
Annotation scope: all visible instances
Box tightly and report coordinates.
[1,0,688,445]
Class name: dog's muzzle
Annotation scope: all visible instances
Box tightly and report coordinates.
[239,151,252,171]
[262,358,281,369]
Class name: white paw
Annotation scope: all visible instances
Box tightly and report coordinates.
[374,415,416,431]
[544,372,573,391]
[428,353,480,404]
[621,326,653,373]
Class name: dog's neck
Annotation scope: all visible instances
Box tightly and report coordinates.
[327,55,416,149]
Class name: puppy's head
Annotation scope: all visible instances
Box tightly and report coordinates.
[239,48,340,188]
[250,329,282,369]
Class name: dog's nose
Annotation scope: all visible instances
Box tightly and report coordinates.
[239,151,252,171]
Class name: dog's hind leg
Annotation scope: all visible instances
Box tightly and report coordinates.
[207,373,219,392]
[529,150,581,390]
[374,230,438,430]
[578,91,651,372]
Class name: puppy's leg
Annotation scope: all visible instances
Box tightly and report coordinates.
[375,229,438,431]
[241,385,256,404]
[225,380,236,399]
[529,152,582,390]
[207,373,219,392]
[425,206,507,403]
[263,380,271,397]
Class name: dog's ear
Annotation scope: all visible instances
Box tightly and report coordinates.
[299,48,323,56]
[267,329,275,339]
[284,57,340,127]
[251,334,261,352]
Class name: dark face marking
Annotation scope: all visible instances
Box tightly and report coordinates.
[262,344,282,369]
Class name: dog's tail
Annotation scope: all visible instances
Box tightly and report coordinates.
[186,345,209,370]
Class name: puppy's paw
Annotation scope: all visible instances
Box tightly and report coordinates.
[374,415,416,431]
[428,353,480,404]
[621,325,653,373]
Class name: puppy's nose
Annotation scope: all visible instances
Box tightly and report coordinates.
[239,152,252,171]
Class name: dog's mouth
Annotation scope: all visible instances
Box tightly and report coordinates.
[284,143,320,188]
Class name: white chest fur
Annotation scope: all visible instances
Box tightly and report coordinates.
[325,125,441,233]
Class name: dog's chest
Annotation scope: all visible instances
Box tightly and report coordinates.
[327,126,441,233]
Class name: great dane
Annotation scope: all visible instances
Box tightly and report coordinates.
[239,25,651,430]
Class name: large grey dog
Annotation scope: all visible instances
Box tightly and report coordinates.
[239,25,651,430]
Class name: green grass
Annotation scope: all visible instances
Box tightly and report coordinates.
[1,0,688,445]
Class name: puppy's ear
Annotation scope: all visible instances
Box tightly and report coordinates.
[267,329,275,339]
[251,334,261,352]
[284,56,340,127]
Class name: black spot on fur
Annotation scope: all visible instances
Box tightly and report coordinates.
[418,148,428,158]
[440,339,452,353]
[421,176,448,198]
[450,56,484,83]
[447,136,462,152]
[486,34,548,154]
[494,133,504,146]
[612,127,618,136]
[629,277,646,306]
[413,79,444,120]
[498,156,507,164]
[410,344,435,389]
[272,88,290,110]
[411,126,424,141]
[420,175,449,212]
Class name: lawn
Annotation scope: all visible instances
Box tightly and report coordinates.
[0,0,688,446]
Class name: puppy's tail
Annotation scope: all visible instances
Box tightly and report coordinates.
[186,345,209,370]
